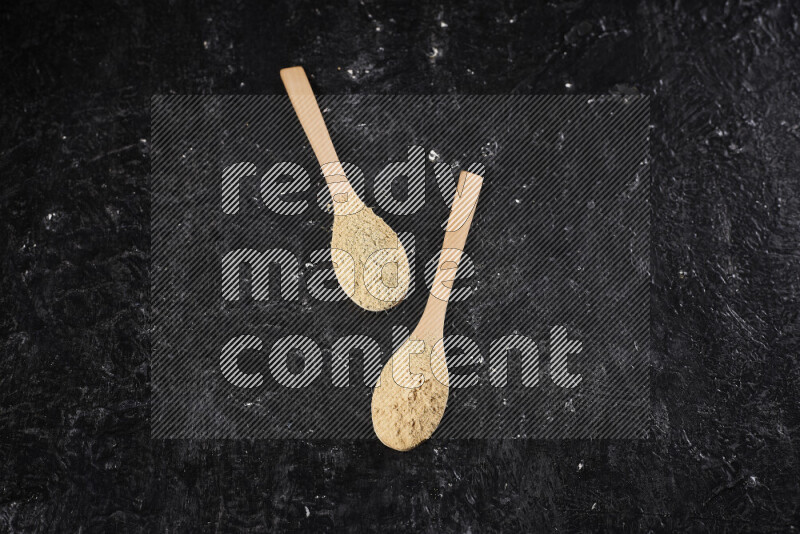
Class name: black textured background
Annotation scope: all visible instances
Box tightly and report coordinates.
[1,0,799,531]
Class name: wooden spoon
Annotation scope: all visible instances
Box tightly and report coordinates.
[371,170,484,451]
[280,66,410,311]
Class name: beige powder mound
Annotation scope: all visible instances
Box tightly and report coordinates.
[330,207,410,312]
[371,338,449,451]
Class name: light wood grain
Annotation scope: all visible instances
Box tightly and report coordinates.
[281,66,348,184]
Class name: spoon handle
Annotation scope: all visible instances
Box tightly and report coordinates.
[427,171,484,310]
[280,66,345,185]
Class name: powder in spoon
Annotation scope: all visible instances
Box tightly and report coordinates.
[371,338,449,451]
[331,207,410,311]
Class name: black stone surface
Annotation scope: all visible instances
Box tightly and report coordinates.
[1,0,799,531]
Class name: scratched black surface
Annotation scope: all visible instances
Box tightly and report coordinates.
[1,1,799,532]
